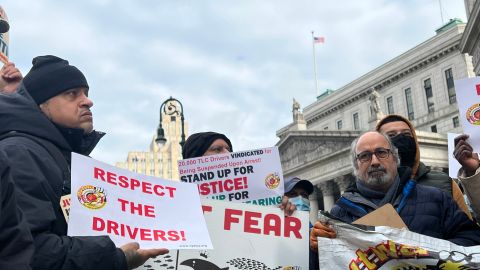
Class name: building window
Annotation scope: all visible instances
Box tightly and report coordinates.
[431,125,437,133]
[445,68,456,104]
[337,120,342,130]
[453,116,460,128]
[386,96,394,114]
[405,88,414,120]
[353,113,360,130]
[424,78,434,113]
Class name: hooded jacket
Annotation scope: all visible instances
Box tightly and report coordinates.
[331,167,480,246]
[0,84,127,270]
[375,114,471,219]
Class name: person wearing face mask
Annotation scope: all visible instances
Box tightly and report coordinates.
[283,177,316,269]
[375,114,471,218]
[284,177,314,214]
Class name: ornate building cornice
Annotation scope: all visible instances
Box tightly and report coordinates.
[305,29,462,126]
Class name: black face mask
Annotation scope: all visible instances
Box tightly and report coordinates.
[390,134,416,168]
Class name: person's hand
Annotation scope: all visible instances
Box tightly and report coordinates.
[454,134,480,177]
[279,195,296,216]
[0,62,22,93]
[120,242,169,270]
[309,221,336,252]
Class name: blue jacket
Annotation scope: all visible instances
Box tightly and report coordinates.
[331,167,480,247]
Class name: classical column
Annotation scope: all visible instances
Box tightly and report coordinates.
[309,187,320,224]
[335,175,354,194]
[318,180,335,211]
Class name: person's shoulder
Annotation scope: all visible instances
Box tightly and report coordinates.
[415,183,449,202]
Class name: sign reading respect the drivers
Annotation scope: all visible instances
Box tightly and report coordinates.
[178,147,284,206]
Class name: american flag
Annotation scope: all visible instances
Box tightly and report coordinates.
[313,36,325,44]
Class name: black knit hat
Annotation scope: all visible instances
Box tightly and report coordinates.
[182,132,233,159]
[23,55,89,105]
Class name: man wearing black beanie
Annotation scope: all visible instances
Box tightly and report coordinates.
[0,55,167,270]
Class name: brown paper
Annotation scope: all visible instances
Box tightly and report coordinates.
[352,203,408,229]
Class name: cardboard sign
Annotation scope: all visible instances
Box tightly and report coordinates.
[143,199,309,269]
[178,147,284,205]
[352,204,408,229]
[60,194,71,222]
[454,77,480,152]
[318,215,480,269]
[0,6,9,64]
[68,153,212,249]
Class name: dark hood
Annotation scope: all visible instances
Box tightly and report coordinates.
[0,82,104,155]
[375,114,420,178]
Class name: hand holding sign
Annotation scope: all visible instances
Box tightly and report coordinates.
[0,62,22,93]
[121,242,169,270]
[454,134,480,177]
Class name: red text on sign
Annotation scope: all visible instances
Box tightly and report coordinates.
[118,198,155,218]
[198,177,248,195]
[223,209,302,239]
[92,216,186,241]
[94,167,177,198]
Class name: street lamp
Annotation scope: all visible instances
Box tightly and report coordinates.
[155,96,186,149]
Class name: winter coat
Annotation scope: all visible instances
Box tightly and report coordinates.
[331,167,480,246]
[0,152,34,270]
[0,85,127,270]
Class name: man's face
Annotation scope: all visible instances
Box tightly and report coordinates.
[355,132,398,191]
[203,139,231,156]
[40,87,94,134]
[285,186,309,199]
[378,121,413,139]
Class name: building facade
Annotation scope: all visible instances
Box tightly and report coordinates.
[277,20,474,222]
[116,104,188,181]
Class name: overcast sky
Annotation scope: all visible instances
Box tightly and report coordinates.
[2,0,468,164]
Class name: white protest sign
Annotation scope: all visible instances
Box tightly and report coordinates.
[143,199,309,269]
[448,133,462,178]
[68,153,212,249]
[318,217,480,269]
[454,77,480,152]
[178,147,284,205]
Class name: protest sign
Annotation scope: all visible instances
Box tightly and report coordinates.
[318,214,480,269]
[448,133,463,178]
[454,77,480,152]
[178,147,284,205]
[143,199,309,269]
[0,6,8,64]
[68,153,212,249]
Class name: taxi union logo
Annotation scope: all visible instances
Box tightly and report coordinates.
[77,185,107,210]
[264,172,281,189]
[466,103,480,125]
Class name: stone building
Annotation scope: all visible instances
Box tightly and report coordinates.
[116,101,188,181]
[277,19,474,222]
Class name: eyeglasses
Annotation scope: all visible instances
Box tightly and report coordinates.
[356,148,391,163]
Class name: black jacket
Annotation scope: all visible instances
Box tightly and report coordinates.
[331,167,480,246]
[0,85,127,270]
[0,152,34,270]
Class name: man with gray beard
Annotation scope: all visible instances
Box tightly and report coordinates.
[309,131,480,265]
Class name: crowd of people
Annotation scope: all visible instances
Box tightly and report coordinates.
[0,54,479,270]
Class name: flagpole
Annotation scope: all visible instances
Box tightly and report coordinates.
[311,31,319,98]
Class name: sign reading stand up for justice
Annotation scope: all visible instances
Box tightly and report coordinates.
[68,153,212,250]
[178,147,284,206]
